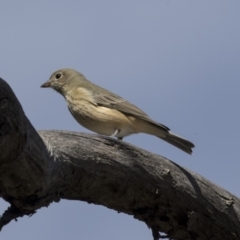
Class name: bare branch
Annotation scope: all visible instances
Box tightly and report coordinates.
[0,78,240,240]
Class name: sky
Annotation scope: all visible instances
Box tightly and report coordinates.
[0,1,240,239]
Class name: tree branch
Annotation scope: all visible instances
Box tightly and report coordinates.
[0,78,239,240]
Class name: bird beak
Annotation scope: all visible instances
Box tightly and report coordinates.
[41,81,51,88]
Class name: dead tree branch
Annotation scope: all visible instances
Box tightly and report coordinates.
[0,78,239,240]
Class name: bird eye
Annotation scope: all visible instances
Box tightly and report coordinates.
[55,73,62,79]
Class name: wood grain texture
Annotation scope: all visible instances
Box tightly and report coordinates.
[0,78,239,240]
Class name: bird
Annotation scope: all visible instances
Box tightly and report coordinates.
[41,68,195,154]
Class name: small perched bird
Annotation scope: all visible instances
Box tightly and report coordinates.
[41,69,195,154]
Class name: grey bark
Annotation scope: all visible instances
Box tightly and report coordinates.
[0,78,239,240]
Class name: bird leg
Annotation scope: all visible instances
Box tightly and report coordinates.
[111,129,123,140]
[110,129,120,138]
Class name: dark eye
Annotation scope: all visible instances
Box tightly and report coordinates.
[55,73,62,79]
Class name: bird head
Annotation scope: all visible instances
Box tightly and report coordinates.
[41,68,87,95]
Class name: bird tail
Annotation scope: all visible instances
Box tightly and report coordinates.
[159,131,195,154]
[133,118,195,154]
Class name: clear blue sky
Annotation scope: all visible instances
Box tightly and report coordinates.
[0,1,240,239]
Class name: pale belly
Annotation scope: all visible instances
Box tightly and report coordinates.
[68,101,137,138]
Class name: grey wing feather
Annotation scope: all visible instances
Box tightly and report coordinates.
[93,90,170,132]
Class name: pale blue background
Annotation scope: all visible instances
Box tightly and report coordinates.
[0,1,240,239]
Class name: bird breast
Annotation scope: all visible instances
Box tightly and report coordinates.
[65,91,137,137]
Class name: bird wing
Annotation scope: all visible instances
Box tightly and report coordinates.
[93,89,170,131]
